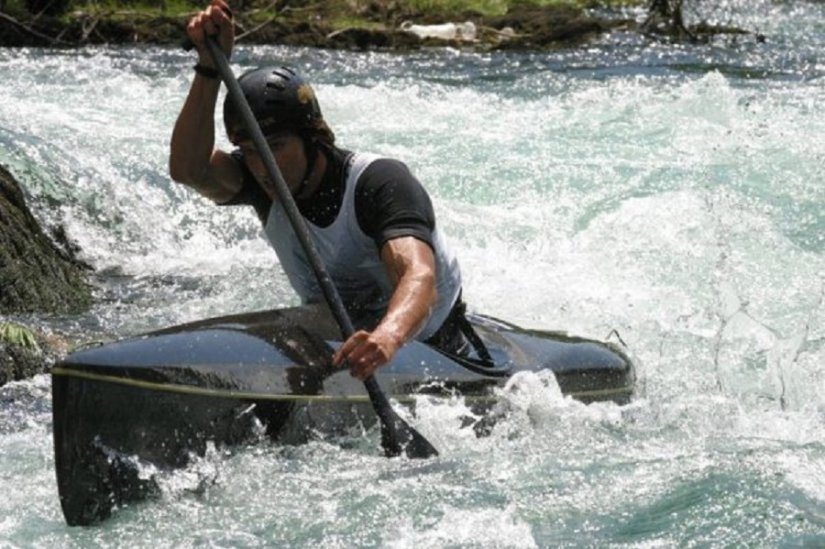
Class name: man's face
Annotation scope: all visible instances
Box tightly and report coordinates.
[236,132,306,197]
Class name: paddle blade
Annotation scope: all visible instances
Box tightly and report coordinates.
[364,376,438,459]
[379,412,439,459]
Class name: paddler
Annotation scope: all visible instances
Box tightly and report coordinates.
[170,0,470,380]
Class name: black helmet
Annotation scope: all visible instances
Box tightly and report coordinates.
[223,66,323,143]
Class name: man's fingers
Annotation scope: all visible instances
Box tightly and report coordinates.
[342,345,384,378]
[218,3,233,19]
[209,1,232,23]
[333,331,367,365]
[347,346,372,366]
[350,360,376,381]
[349,346,388,380]
[332,331,395,380]
[187,13,210,43]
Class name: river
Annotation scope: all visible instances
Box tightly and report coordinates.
[1,1,823,546]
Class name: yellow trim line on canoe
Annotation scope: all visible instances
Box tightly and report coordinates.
[51,366,633,403]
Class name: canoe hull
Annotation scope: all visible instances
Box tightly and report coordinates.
[52,304,634,525]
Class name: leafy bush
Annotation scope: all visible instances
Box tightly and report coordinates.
[0,323,41,353]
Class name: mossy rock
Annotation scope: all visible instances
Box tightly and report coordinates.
[0,322,39,385]
[0,163,93,314]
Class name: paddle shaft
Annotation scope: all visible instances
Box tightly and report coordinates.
[202,37,437,458]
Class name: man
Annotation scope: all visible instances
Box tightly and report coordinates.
[169,0,467,381]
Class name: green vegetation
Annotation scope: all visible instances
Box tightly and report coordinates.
[0,0,196,18]
[0,322,41,353]
[328,16,387,31]
[83,0,198,16]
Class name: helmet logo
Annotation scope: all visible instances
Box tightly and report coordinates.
[297,84,315,105]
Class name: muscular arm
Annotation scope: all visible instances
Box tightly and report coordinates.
[376,236,437,346]
[168,0,241,203]
[332,236,437,380]
[169,81,241,202]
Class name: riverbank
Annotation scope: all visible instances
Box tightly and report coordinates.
[0,1,750,51]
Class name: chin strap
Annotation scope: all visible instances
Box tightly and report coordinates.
[295,137,320,199]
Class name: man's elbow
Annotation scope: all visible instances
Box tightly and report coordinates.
[169,158,194,186]
[169,161,213,192]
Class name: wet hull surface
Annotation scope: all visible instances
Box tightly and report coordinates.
[52,305,635,525]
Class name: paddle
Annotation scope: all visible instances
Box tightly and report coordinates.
[201,36,438,459]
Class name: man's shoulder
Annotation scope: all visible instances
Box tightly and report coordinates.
[361,156,410,174]
[351,152,435,238]
[356,156,420,193]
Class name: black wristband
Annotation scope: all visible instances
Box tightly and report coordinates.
[194,64,219,79]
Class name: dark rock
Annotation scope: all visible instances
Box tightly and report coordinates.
[0,163,93,314]
[326,26,421,50]
[0,342,45,386]
[487,5,630,49]
[0,325,73,386]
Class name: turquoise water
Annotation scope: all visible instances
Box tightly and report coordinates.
[1,2,824,546]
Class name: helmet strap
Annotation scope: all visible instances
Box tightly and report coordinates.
[295,136,319,199]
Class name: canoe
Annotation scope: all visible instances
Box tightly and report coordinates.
[51,303,635,525]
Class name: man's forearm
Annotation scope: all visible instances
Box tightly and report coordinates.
[169,74,222,188]
[376,269,437,348]
[333,235,439,379]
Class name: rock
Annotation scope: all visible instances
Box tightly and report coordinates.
[486,5,629,49]
[0,322,73,386]
[0,341,44,386]
[0,163,93,314]
[326,26,422,50]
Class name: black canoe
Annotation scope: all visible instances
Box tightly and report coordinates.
[51,304,635,525]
